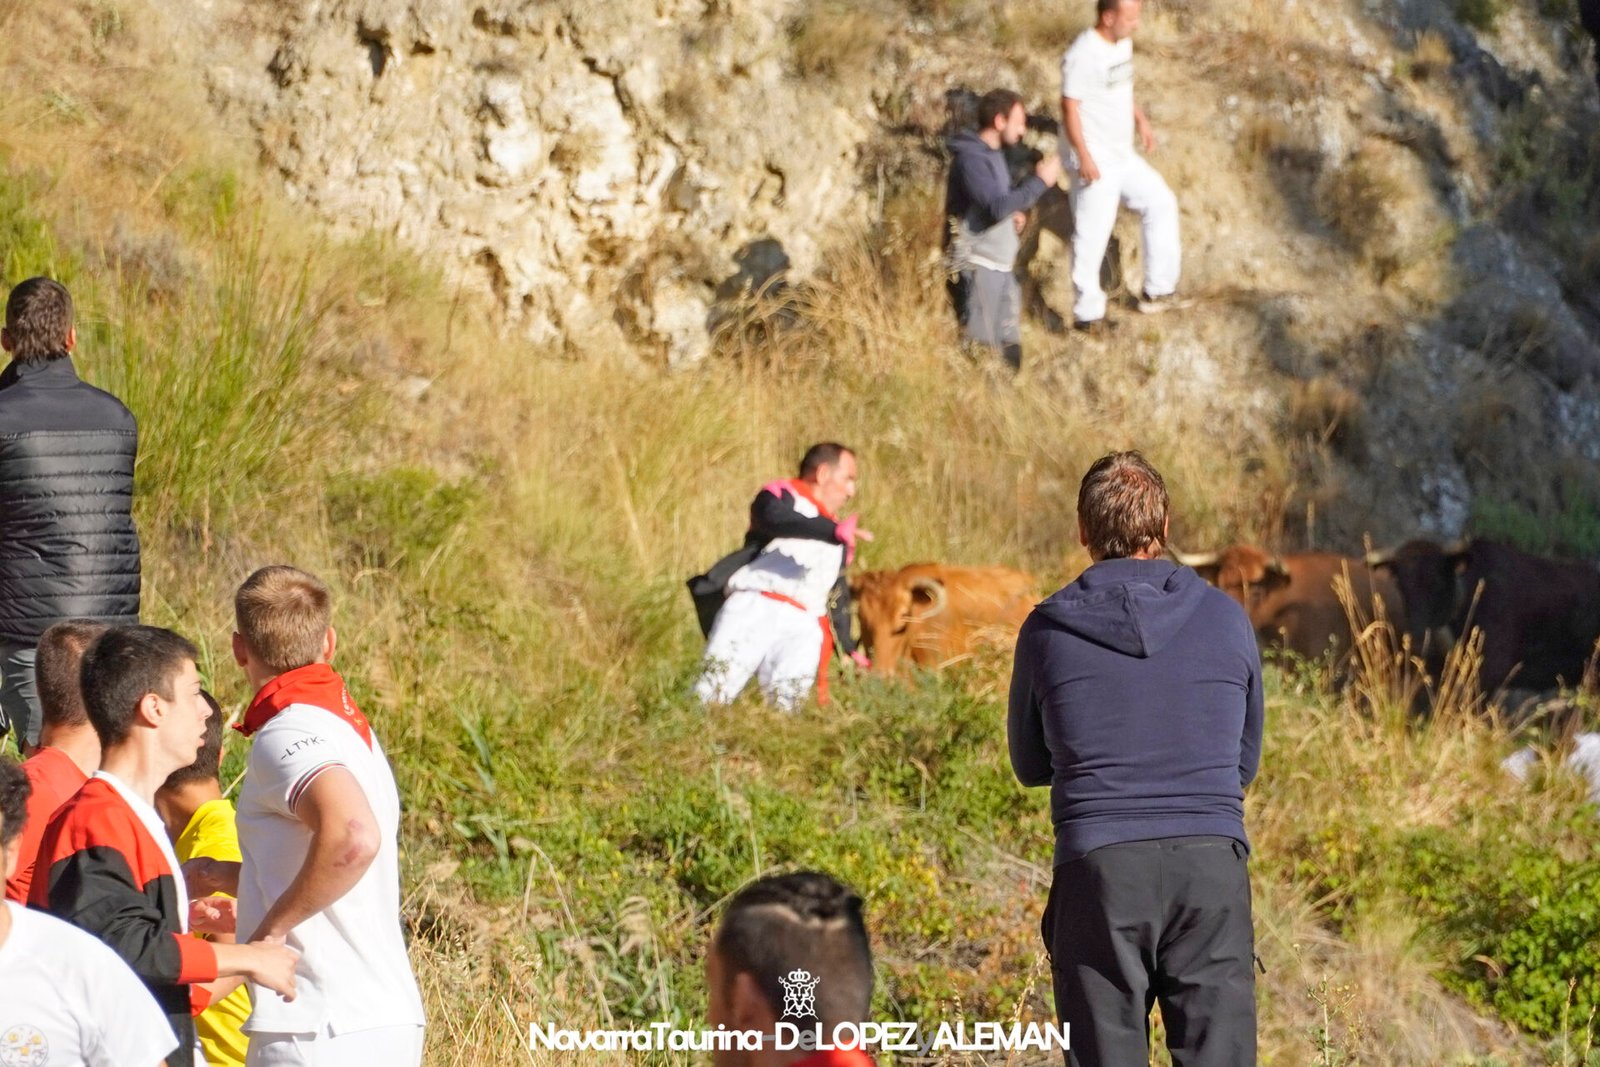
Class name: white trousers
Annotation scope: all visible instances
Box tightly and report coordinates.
[1069,153,1181,322]
[246,1025,424,1067]
[694,591,824,712]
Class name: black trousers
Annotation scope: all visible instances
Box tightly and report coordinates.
[1041,836,1257,1067]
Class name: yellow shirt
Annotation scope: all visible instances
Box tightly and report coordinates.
[177,797,251,1067]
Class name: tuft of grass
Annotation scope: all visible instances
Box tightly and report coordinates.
[787,0,894,82]
[1408,30,1455,81]
[1457,0,1508,31]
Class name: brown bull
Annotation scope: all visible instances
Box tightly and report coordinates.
[850,563,1037,672]
[1367,538,1600,694]
[1170,544,1405,665]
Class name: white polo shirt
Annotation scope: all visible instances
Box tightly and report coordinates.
[235,705,425,1037]
[0,901,179,1066]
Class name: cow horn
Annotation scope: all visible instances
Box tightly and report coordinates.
[907,576,948,621]
[1169,547,1221,568]
[1365,545,1396,567]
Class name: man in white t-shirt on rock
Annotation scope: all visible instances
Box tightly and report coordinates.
[0,755,178,1067]
[231,566,425,1066]
[1061,0,1182,332]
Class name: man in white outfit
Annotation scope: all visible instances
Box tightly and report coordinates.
[694,444,872,712]
[231,566,425,1066]
[1061,0,1182,331]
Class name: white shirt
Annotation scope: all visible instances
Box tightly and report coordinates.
[725,490,847,616]
[1061,28,1136,164]
[0,901,179,1067]
[236,706,425,1037]
[1504,732,1600,808]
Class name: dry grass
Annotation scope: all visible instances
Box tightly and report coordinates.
[788,0,895,82]
[3,0,1598,1063]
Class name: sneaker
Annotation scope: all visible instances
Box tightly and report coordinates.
[1136,291,1193,314]
[1073,318,1115,336]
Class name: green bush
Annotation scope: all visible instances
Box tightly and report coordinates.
[1456,0,1507,31]
[1398,825,1600,1037]
[1470,488,1600,559]
[325,467,481,571]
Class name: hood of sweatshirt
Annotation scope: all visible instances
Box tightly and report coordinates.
[1033,557,1209,658]
[948,130,994,163]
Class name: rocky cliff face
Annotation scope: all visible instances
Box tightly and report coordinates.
[199,0,869,365]
[182,0,1600,546]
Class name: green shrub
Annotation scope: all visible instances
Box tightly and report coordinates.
[1470,488,1600,559]
[325,466,481,572]
[1398,825,1600,1037]
[1456,0,1507,31]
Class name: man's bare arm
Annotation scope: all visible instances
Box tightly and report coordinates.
[245,768,380,942]
[1134,103,1155,153]
[1062,97,1099,182]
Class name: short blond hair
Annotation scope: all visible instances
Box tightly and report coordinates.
[235,565,332,673]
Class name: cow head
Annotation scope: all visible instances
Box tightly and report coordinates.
[1171,544,1291,610]
[1365,539,1468,647]
[850,568,948,672]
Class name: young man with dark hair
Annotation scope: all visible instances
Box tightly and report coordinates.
[0,755,179,1067]
[32,626,299,1067]
[707,870,875,1067]
[231,566,425,1066]
[1060,0,1183,332]
[693,445,872,711]
[944,89,1062,370]
[0,278,141,751]
[157,693,250,1067]
[1008,450,1263,1067]
[4,620,108,902]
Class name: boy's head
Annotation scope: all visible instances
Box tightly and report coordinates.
[0,757,31,881]
[2,277,76,364]
[80,626,210,772]
[36,620,111,734]
[159,691,225,794]
[706,871,874,1066]
[233,566,334,678]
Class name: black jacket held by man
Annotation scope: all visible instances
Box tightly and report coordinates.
[0,357,140,645]
[687,482,858,654]
[1008,558,1264,867]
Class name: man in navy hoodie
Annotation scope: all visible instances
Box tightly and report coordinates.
[944,89,1061,371]
[1008,450,1263,1067]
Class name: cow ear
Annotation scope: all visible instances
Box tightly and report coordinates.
[1191,564,1222,585]
[848,573,864,597]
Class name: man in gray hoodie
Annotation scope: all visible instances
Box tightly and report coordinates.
[944,89,1061,371]
[1008,451,1263,1067]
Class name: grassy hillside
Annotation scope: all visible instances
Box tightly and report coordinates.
[2,0,1598,1064]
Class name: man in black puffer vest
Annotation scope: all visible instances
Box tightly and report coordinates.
[0,278,139,751]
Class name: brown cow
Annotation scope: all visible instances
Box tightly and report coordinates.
[851,563,1036,672]
[1170,544,1405,667]
[1367,538,1600,694]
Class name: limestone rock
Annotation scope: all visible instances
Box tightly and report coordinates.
[198,0,871,363]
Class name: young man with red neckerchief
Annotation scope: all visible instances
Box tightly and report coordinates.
[692,443,873,712]
[708,871,878,1067]
[229,565,425,1066]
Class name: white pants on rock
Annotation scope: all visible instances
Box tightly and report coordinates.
[1069,152,1181,322]
[246,1025,424,1067]
[694,591,823,712]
